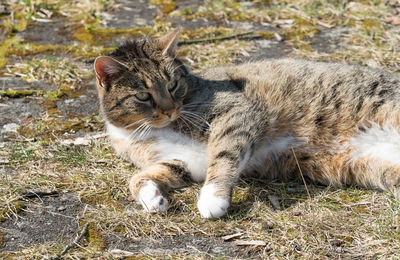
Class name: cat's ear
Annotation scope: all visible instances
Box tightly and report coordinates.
[154,28,181,57]
[94,56,128,89]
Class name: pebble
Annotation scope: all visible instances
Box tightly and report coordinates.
[2,123,19,133]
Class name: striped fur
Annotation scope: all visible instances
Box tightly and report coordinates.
[94,30,400,218]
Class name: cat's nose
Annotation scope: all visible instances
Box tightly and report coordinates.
[162,109,175,117]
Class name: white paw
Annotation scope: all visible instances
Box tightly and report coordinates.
[197,183,230,218]
[139,180,168,213]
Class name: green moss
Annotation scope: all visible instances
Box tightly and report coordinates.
[87,223,107,250]
[16,118,88,141]
[150,0,177,14]
[0,37,23,68]
[74,25,95,45]
[361,18,382,34]
[114,224,127,233]
[257,31,275,40]
[0,90,38,98]
[0,89,65,99]
[87,26,153,43]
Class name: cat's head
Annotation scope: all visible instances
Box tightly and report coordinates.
[94,29,189,129]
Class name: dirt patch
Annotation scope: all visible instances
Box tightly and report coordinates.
[106,233,257,258]
[311,27,350,54]
[0,77,57,91]
[245,39,290,61]
[102,0,157,29]
[0,193,84,252]
[56,81,99,117]
[17,18,75,45]
[0,97,44,140]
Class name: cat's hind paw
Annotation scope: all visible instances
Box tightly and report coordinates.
[197,183,230,218]
[139,180,169,213]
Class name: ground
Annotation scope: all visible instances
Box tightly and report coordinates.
[0,0,399,258]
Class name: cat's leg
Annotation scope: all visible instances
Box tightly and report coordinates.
[129,160,191,212]
[197,106,265,218]
[352,163,400,199]
[111,135,197,213]
[307,122,400,199]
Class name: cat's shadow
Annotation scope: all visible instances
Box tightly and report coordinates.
[227,177,328,220]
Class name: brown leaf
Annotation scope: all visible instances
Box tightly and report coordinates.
[385,16,400,25]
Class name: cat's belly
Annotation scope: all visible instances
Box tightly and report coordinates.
[239,135,301,178]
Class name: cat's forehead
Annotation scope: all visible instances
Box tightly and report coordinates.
[116,67,169,91]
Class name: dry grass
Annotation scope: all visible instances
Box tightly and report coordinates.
[1,0,400,258]
[1,138,399,258]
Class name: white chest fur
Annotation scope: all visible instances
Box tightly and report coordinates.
[106,122,208,182]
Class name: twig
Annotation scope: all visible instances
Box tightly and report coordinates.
[19,190,59,199]
[221,232,244,241]
[291,148,311,201]
[50,223,89,260]
[234,240,266,246]
[178,32,258,46]
[85,32,261,64]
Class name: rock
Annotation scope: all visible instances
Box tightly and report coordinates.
[2,123,19,133]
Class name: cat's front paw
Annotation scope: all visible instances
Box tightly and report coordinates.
[197,183,230,218]
[139,180,168,213]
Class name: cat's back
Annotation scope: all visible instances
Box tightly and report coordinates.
[222,58,400,114]
[199,58,400,141]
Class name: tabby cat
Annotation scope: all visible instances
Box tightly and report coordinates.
[94,29,400,218]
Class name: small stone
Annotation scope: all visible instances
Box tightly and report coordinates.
[2,123,19,133]
[268,195,281,210]
[57,206,67,211]
[257,40,276,48]
[16,222,24,228]
[134,18,147,26]
[366,59,380,68]
[330,239,343,247]
[262,221,274,230]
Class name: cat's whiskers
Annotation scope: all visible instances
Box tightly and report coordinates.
[129,121,154,141]
[128,123,148,140]
[182,111,211,128]
[180,114,208,132]
[140,124,154,140]
[177,116,195,139]
[181,115,209,132]
[124,118,148,129]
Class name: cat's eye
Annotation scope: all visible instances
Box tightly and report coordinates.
[135,92,151,101]
[167,81,177,92]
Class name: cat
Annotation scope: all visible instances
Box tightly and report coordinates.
[94,29,400,218]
